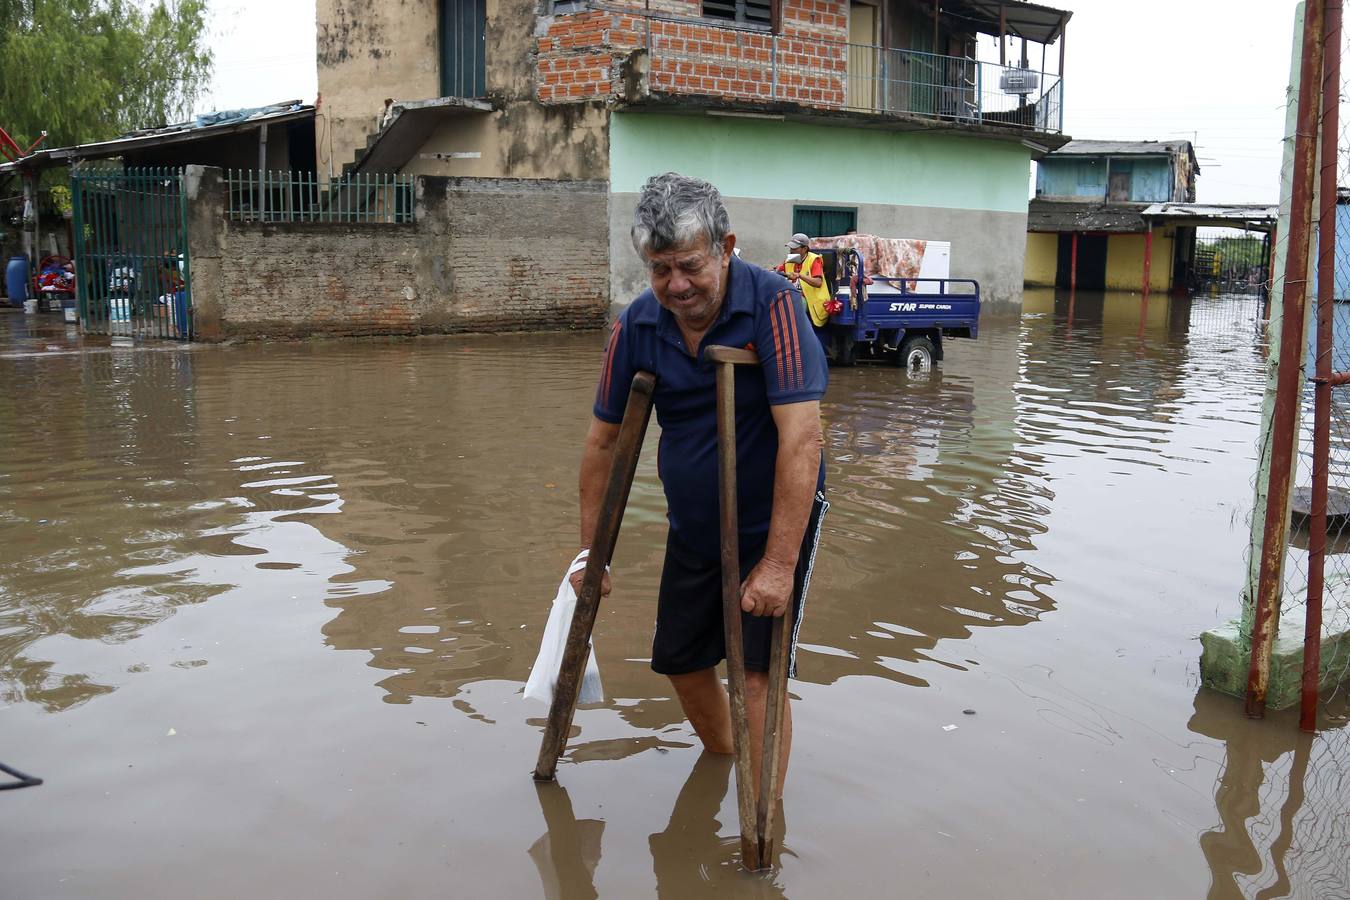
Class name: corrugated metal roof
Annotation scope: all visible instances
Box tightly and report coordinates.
[0,103,313,175]
[1052,140,1191,157]
[1141,202,1278,225]
[942,1,1071,45]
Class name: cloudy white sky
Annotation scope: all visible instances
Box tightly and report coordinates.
[202,0,1297,204]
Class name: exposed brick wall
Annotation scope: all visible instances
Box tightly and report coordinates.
[187,168,609,341]
[536,0,850,109]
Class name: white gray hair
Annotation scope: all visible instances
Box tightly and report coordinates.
[630,172,731,261]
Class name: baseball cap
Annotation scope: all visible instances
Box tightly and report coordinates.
[785,232,810,248]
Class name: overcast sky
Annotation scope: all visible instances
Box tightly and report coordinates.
[202,0,1297,204]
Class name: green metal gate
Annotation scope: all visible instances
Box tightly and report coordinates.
[71,167,192,340]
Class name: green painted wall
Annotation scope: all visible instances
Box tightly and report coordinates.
[610,112,1032,214]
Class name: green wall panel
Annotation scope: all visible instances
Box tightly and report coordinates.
[610,112,1032,214]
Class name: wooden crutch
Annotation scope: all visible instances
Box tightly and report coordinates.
[533,371,656,782]
[706,345,792,872]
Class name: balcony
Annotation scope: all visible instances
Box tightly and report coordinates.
[573,6,1065,135]
[841,46,1063,133]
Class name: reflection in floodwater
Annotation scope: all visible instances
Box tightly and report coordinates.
[649,752,787,899]
[1190,691,1349,899]
[530,783,606,900]
[530,753,788,900]
[0,344,201,710]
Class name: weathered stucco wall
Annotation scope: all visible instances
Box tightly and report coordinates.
[1024,232,1058,286]
[316,0,441,178]
[186,166,608,340]
[403,101,610,180]
[316,0,610,181]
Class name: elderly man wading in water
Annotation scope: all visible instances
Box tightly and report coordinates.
[574,172,829,795]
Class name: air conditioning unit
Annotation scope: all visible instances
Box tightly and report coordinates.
[999,68,1040,94]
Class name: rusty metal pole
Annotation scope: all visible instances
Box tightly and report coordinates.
[1070,232,1079,292]
[1303,0,1341,733]
[1246,0,1325,718]
[1142,222,1154,301]
[999,4,1006,67]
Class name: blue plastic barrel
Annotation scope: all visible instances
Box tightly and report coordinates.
[5,256,29,306]
[172,290,189,337]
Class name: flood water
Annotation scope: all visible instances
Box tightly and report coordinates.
[2,289,1347,899]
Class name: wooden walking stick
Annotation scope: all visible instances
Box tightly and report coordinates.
[707,345,791,872]
[533,371,656,782]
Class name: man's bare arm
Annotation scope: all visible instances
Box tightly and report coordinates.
[572,416,622,594]
[740,400,823,616]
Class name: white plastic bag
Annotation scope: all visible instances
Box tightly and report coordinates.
[524,551,603,705]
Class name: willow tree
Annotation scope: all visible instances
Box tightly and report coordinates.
[0,0,213,150]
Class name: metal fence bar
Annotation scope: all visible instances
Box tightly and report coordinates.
[219,170,414,224]
[86,171,106,335]
[179,171,192,341]
[132,171,148,338]
[1304,0,1343,732]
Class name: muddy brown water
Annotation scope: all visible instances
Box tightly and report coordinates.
[2,290,1346,899]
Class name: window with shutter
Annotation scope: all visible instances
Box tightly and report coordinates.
[703,0,773,27]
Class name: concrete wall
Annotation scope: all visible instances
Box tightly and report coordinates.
[1105,232,1174,292]
[316,0,441,178]
[608,112,1033,309]
[1024,232,1057,286]
[316,0,610,181]
[401,102,610,180]
[185,166,608,340]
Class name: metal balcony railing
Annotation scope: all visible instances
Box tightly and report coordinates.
[583,5,1064,134]
[842,45,1063,133]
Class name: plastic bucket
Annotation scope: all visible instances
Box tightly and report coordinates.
[23,298,37,314]
[62,297,77,323]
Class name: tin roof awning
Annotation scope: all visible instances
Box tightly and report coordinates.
[0,103,312,175]
[1141,202,1279,232]
[350,97,494,174]
[941,1,1071,45]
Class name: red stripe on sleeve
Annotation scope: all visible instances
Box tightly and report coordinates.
[769,294,787,392]
[781,292,803,390]
[597,320,622,406]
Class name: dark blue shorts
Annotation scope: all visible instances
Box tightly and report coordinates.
[652,492,828,677]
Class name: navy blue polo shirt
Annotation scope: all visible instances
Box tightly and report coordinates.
[593,255,828,561]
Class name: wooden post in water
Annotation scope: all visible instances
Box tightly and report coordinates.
[708,344,789,872]
[534,371,656,781]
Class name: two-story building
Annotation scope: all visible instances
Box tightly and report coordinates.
[316,0,1072,310]
[1024,139,1199,293]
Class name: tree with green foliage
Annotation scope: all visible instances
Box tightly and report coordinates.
[0,0,213,150]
